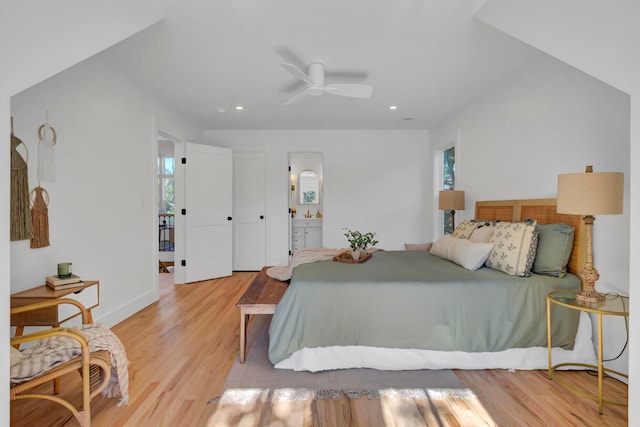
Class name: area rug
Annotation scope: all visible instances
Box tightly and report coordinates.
[209,316,472,405]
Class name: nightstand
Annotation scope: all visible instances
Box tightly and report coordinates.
[547,290,628,414]
[11,280,100,337]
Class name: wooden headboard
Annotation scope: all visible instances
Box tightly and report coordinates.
[475,198,585,276]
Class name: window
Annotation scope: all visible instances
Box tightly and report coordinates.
[442,146,456,234]
[158,156,175,214]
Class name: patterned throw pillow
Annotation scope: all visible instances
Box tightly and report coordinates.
[469,223,495,243]
[451,220,480,239]
[485,221,539,276]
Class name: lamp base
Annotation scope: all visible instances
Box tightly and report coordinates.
[576,289,605,303]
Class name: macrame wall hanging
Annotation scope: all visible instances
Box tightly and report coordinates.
[10,117,33,241]
[30,186,50,248]
[30,113,56,248]
[37,111,56,182]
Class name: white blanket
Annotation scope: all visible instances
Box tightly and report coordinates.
[266,247,347,281]
[11,323,130,405]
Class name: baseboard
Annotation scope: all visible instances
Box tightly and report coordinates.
[95,289,158,328]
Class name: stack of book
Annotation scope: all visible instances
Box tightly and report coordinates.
[46,274,83,290]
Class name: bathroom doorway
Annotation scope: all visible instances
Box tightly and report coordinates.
[288,152,323,255]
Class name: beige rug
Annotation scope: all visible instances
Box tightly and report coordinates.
[209,316,471,404]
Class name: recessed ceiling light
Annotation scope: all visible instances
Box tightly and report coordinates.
[389,105,398,110]
[235,105,244,110]
[216,107,226,113]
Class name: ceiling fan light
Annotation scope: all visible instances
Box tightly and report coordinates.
[307,86,325,96]
[280,60,373,105]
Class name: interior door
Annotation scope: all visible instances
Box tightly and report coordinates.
[233,152,266,270]
[174,142,232,283]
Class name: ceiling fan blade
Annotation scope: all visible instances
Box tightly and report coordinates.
[279,79,306,93]
[283,91,310,106]
[325,70,369,81]
[274,46,307,71]
[324,83,373,98]
[280,63,312,85]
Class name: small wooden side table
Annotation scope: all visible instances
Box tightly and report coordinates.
[547,290,628,414]
[11,280,100,337]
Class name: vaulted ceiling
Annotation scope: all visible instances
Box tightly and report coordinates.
[99,0,541,130]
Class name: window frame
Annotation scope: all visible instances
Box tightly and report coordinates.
[433,130,461,237]
[158,155,175,215]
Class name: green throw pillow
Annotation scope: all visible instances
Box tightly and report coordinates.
[532,223,574,277]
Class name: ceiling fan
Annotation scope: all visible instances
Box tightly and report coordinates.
[280,62,373,106]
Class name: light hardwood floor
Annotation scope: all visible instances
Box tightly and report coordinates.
[11,272,628,426]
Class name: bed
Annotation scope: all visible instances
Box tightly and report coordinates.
[268,199,597,372]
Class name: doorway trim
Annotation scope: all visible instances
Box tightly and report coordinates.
[155,128,180,292]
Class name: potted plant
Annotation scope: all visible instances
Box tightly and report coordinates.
[343,229,379,260]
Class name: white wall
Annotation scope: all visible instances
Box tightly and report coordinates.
[1,2,161,421]
[477,0,639,96]
[204,130,431,266]
[10,56,201,327]
[0,1,161,100]
[478,1,639,418]
[430,53,630,377]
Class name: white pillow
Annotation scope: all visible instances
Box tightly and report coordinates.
[429,234,456,259]
[450,238,495,271]
[431,234,494,271]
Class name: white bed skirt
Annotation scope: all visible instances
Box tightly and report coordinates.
[275,312,596,372]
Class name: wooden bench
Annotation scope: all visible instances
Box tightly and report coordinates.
[236,267,289,363]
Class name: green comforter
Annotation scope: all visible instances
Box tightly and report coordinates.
[268,250,581,365]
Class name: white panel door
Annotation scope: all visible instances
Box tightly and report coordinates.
[176,143,233,283]
[233,152,266,271]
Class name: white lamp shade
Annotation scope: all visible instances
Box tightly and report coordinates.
[557,171,623,215]
[439,190,465,211]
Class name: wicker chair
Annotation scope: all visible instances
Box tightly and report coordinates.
[10,298,111,427]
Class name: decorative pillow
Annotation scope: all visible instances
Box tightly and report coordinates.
[10,346,22,366]
[429,234,456,259]
[532,223,574,277]
[449,238,495,271]
[485,221,539,276]
[451,220,480,239]
[469,224,495,243]
[404,242,432,251]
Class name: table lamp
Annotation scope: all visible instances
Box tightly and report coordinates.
[557,165,624,303]
[439,189,465,230]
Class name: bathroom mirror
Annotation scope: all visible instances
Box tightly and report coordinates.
[299,170,319,204]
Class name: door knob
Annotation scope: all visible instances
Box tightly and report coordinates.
[227,216,232,221]
[260,215,265,219]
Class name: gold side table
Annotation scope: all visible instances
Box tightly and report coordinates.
[547,290,628,414]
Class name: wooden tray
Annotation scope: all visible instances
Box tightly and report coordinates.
[333,251,372,264]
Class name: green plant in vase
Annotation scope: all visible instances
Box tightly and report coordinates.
[343,229,379,260]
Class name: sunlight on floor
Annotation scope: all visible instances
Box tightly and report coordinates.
[206,387,497,426]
